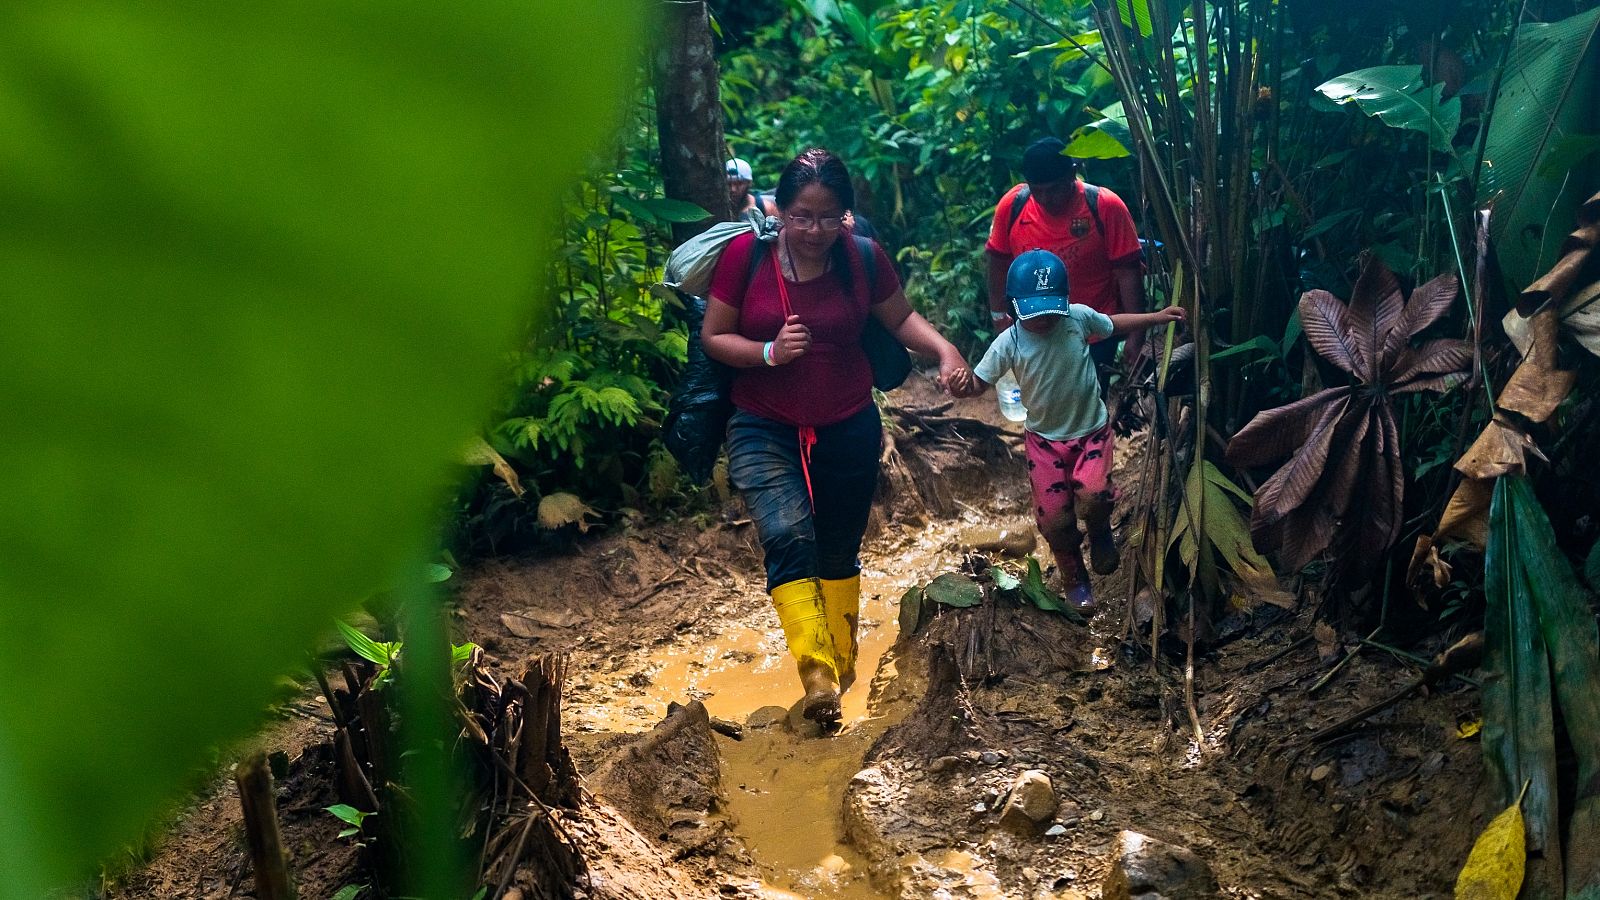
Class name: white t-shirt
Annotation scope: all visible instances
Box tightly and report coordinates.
[974,305,1114,441]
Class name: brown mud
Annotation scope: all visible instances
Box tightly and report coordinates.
[110,374,1487,899]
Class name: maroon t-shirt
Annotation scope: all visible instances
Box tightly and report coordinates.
[709,231,901,427]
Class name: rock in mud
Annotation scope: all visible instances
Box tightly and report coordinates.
[1101,830,1219,899]
[744,705,789,730]
[999,769,1058,830]
[962,523,1037,556]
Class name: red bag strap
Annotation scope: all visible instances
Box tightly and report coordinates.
[769,241,816,509]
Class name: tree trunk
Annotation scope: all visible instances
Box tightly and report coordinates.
[651,0,730,245]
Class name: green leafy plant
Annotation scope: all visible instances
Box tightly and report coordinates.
[1316,65,1462,153]
[335,619,478,682]
[325,804,375,840]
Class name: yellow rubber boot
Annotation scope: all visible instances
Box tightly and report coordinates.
[820,575,861,692]
[770,578,841,722]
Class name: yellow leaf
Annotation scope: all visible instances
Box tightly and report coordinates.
[462,436,525,497]
[1456,719,1482,740]
[537,492,596,532]
[1454,794,1526,899]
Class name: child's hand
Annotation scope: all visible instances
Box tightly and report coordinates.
[938,359,975,396]
[1156,305,1185,323]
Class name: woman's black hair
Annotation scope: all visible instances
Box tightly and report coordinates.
[774,147,857,294]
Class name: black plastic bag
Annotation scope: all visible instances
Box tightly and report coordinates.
[662,289,734,484]
[862,314,911,391]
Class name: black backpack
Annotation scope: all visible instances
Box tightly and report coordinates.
[661,233,908,485]
[1005,182,1106,235]
[745,233,910,392]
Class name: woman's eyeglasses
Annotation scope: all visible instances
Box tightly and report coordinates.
[785,213,844,231]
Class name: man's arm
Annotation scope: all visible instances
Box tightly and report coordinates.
[1113,264,1147,360]
[986,249,1013,329]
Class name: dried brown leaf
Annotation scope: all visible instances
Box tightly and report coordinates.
[1253,395,1348,521]
[1389,339,1473,386]
[1457,419,1531,480]
[1225,386,1350,467]
[1382,273,1460,367]
[1435,477,1493,550]
[1518,188,1600,312]
[1499,308,1578,424]
[1299,289,1362,377]
[1346,257,1404,377]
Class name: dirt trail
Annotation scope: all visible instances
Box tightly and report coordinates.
[110,374,1488,899]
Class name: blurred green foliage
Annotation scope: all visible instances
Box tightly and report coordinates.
[0,2,638,895]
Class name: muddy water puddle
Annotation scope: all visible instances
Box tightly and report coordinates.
[570,513,1010,899]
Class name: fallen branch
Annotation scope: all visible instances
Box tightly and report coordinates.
[1309,633,1484,743]
[1241,635,1314,675]
[1307,626,1381,695]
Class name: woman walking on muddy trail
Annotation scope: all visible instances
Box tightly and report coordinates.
[701,148,973,725]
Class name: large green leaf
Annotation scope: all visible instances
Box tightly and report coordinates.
[1484,478,1562,867]
[1115,0,1152,39]
[1066,101,1133,160]
[1315,64,1461,153]
[0,3,637,895]
[1479,7,1600,294]
[1498,478,1600,893]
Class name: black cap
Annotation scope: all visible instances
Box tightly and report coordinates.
[1022,137,1075,184]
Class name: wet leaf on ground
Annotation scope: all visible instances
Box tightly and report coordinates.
[1022,557,1085,624]
[926,573,983,608]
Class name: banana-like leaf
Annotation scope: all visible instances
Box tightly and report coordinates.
[0,3,637,894]
[1479,7,1600,295]
[1315,65,1462,153]
[1499,477,1600,892]
[1484,479,1562,863]
[1587,537,1600,592]
[1169,462,1280,604]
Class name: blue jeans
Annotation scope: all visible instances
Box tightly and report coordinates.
[726,404,883,591]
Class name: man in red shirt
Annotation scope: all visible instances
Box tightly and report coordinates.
[986,137,1148,381]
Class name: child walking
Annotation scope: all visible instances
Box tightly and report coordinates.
[959,249,1183,613]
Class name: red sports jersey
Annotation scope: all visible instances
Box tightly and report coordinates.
[986,183,1141,316]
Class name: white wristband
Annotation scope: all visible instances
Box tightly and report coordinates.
[762,341,777,366]
[991,309,1009,322]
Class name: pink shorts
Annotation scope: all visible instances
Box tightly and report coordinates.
[1024,422,1114,534]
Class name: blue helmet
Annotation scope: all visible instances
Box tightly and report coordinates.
[1005,248,1071,320]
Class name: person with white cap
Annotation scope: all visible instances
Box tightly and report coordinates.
[726,157,772,225]
[957,248,1181,613]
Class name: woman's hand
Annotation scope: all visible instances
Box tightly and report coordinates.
[1154,305,1185,323]
[937,351,974,396]
[772,314,811,364]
